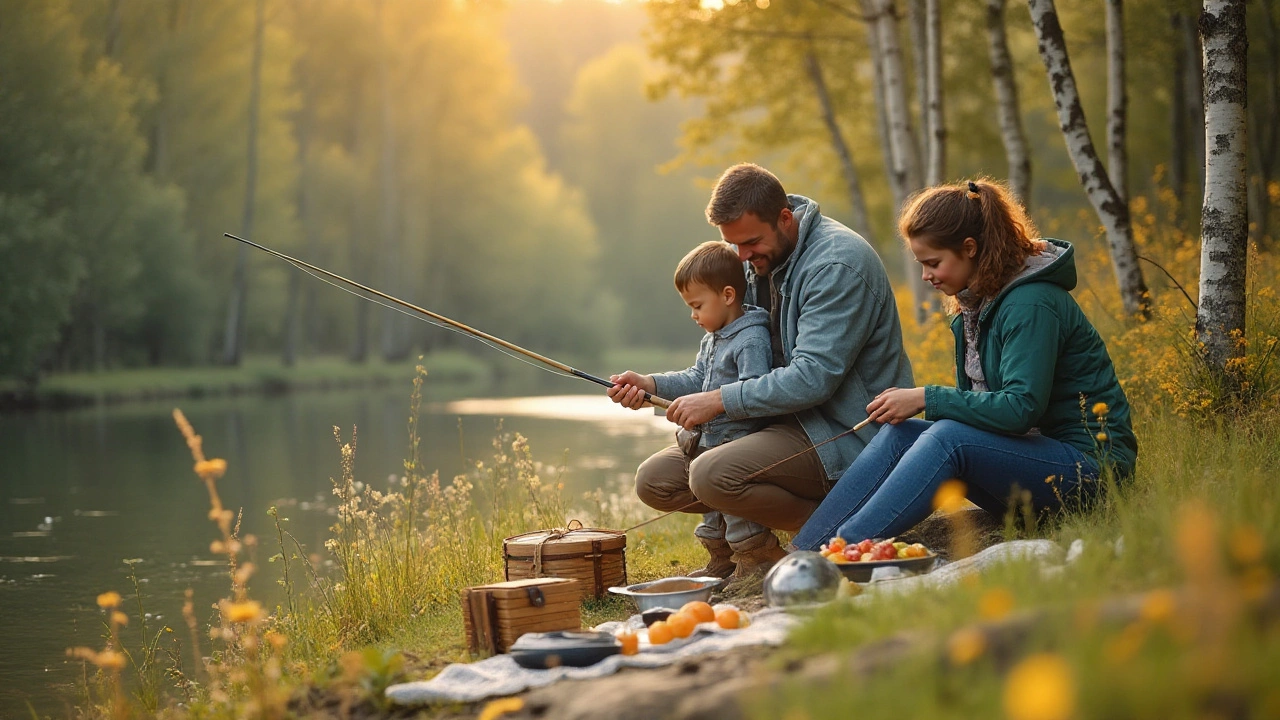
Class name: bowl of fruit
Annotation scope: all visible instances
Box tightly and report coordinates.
[818,537,936,583]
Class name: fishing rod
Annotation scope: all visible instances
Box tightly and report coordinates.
[224,233,672,409]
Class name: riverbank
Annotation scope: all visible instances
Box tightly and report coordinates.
[0,348,692,412]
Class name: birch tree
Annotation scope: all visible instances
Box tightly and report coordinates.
[1196,0,1249,377]
[1105,0,1128,204]
[863,0,933,323]
[1027,0,1149,318]
[803,47,872,240]
[923,0,944,187]
[985,0,1031,204]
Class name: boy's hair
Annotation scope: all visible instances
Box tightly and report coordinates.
[705,163,790,227]
[898,178,1044,312]
[675,241,748,300]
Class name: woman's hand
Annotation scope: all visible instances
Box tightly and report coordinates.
[866,387,926,425]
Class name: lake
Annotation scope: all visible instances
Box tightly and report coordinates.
[0,386,675,715]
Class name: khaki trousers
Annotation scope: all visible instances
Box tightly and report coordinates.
[634,418,829,535]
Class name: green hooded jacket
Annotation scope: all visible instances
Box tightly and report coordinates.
[922,239,1137,476]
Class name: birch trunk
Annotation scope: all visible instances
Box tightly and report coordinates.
[908,0,929,173]
[803,49,872,241]
[221,0,265,365]
[1196,0,1249,376]
[985,0,1031,205]
[1105,0,1128,204]
[1027,0,1149,318]
[864,0,933,323]
[1170,12,1188,206]
[924,0,945,187]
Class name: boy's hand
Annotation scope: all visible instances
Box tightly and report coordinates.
[866,387,926,425]
[608,371,656,409]
[667,390,724,430]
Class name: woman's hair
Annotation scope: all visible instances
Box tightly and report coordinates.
[898,178,1044,308]
[675,240,747,301]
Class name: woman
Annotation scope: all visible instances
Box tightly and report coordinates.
[793,179,1136,550]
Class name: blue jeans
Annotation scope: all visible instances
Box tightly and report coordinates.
[793,419,1100,551]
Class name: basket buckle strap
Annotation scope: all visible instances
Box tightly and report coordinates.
[532,518,585,577]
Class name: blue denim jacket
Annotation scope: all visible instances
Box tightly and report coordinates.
[719,195,914,480]
[651,307,771,448]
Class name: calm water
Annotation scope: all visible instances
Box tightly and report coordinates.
[0,386,673,715]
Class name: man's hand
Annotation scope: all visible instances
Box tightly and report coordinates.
[607,371,656,410]
[866,387,926,425]
[666,390,725,430]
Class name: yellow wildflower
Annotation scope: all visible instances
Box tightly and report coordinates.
[931,480,967,512]
[96,591,122,609]
[1229,525,1265,565]
[1138,589,1176,625]
[478,697,524,720]
[1091,402,1109,416]
[1095,432,1108,442]
[1003,653,1076,720]
[95,650,127,671]
[947,627,986,665]
[978,588,1015,621]
[194,458,227,480]
[222,600,264,624]
[111,611,129,627]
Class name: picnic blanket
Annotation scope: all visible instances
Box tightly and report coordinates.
[385,539,1074,706]
[385,608,799,706]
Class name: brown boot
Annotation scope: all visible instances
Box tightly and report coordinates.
[728,531,789,579]
[689,536,736,579]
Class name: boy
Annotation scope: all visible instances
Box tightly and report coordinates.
[622,240,773,579]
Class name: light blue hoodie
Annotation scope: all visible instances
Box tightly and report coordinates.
[718,195,914,480]
[651,306,771,448]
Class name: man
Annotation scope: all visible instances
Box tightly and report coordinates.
[609,163,913,578]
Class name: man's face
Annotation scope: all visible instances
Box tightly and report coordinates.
[717,209,796,276]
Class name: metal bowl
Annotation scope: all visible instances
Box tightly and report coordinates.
[762,551,843,607]
[607,576,720,612]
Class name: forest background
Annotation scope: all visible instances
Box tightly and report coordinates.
[1,0,1276,397]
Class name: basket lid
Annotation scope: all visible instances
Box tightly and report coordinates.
[504,527,626,556]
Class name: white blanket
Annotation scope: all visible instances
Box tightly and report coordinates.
[385,609,798,706]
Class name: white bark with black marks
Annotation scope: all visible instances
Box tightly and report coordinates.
[803,49,873,241]
[1027,0,1149,317]
[986,0,1031,205]
[864,0,933,322]
[1105,0,1128,204]
[1196,0,1249,374]
[924,0,945,187]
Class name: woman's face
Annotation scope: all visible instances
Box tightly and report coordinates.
[909,235,976,296]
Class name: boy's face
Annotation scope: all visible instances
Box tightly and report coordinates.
[679,282,737,333]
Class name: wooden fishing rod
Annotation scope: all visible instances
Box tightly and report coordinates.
[224,233,672,409]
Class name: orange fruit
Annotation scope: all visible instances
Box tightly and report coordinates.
[666,611,696,639]
[647,620,673,645]
[715,607,742,630]
[616,629,639,656]
[680,601,716,624]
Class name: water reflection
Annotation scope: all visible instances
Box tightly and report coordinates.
[0,389,674,714]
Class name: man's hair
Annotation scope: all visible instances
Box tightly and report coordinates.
[674,241,747,301]
[705,163,790,227]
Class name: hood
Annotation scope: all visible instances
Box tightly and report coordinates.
[980,239,1076,321]
[715,305,769,340]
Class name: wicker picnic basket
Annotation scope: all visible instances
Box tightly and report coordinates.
[461,577,582,655]
[502,524,627,599]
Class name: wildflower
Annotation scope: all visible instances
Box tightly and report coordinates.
[96,591,122,609]
[94,650,127,671]
[947,627,986,665]
[1095,432,1108,442]
[931,480,967,512]
[978,588,1015,620]
[222,600,264,624]
[1139,589,1176,625]
[194,458,227,480]
[478,697,524,720]
[1229,525,1265,565]
[111,611,129,627]
[1091,402,1109,416]
[1003,653,1076,720]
